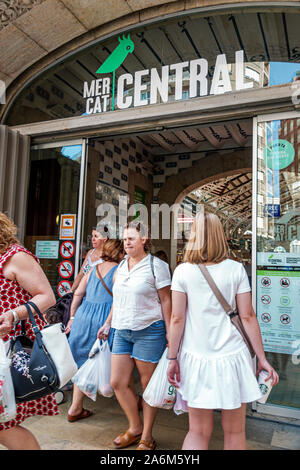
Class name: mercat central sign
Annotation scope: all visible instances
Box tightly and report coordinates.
[83,34,255,114]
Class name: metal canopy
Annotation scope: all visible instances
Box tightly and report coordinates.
[134,119,252,154]
[184,172,253,238]
[7,9,300,125]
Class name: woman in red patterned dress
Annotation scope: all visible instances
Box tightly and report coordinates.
[0,212,59,450]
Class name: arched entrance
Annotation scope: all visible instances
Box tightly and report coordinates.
[156,147,252,268]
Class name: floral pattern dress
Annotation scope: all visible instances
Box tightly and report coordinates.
[0,244,58,431]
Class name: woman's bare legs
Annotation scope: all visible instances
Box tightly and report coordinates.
[135,359,158,447]
[0,425,40,450]
[182,408,214,450]
[67,384,85,417]
[111,354,143,444]
[221,404,247,450]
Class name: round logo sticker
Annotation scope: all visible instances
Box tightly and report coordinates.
[264,139,295,170]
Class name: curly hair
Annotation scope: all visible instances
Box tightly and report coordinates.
[101,239,124,263]
[0,212,20,255]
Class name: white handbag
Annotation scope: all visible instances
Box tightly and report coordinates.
[0,339,17,423]
[28,301,78,389]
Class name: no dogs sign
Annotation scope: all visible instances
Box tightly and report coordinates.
[60,241,75,259]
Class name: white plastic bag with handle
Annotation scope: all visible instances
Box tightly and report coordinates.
[173,389,188,415]
[0,339,17,423]
[72,340,99,401]
[97,340,114,398]
[143,348,176,409]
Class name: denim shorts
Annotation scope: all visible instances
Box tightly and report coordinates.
[112,320,167,363]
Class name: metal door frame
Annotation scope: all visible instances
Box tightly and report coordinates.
[252,110,300,420]
[30,138,88,279]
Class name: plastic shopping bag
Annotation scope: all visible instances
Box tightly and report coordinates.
[97,340,114,398]
[173,389,188,415]
[0,339,17,423]
[72,340,100,401]
[143,348,176,409]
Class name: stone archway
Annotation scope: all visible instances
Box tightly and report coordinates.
[155,147,252,267]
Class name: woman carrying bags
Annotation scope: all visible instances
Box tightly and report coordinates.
[66,239,123,422]
[167,211,279,451]
[98,221,171,451]
[0,212,58,450]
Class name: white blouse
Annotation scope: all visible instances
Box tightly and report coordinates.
[111,254,171,331]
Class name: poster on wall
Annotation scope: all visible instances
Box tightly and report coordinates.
[35,240,59,259]
[257,252,300,354]
[59,214,76,240]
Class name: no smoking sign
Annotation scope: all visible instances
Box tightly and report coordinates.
[58,260,74,279]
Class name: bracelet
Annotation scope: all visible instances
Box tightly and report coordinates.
[70,316,75,320]
[11,310,19,324]
[167,357,178,360]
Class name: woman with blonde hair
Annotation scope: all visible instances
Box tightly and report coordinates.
[0,212,58,450]
[167,211,278,450]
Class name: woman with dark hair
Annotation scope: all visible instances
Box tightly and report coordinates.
[0,212,58,450]
[98,222,172,450]
[66,239,123,422]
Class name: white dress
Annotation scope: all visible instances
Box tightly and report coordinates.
[171,259,262,410]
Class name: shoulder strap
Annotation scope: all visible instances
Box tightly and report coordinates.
[96,265,113,297]
[198,264,234,316]
[26,300,46,323]
[150,255,156,280]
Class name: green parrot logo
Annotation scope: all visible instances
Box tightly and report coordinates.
[96,34,135,111]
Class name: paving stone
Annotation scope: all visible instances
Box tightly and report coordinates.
[1,390,300,450]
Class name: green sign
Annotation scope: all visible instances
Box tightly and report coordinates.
[96,34,134,111]
[263,139,295,170]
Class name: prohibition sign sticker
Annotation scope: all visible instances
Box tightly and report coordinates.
[261,277,271,287]
[58,261,74,279]
[280,278,290,288]
[57,280,72,297]
[60,241,75,259]
[261,295,271,305]
[280,314,291,325]
[261,312,271,323]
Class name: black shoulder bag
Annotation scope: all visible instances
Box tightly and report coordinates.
[9,301,60,403]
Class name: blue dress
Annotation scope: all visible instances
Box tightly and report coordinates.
[68,265,117,368]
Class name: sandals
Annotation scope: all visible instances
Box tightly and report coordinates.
[67,408,93,423]
[114,429,142,449]
[136,439,157,450]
